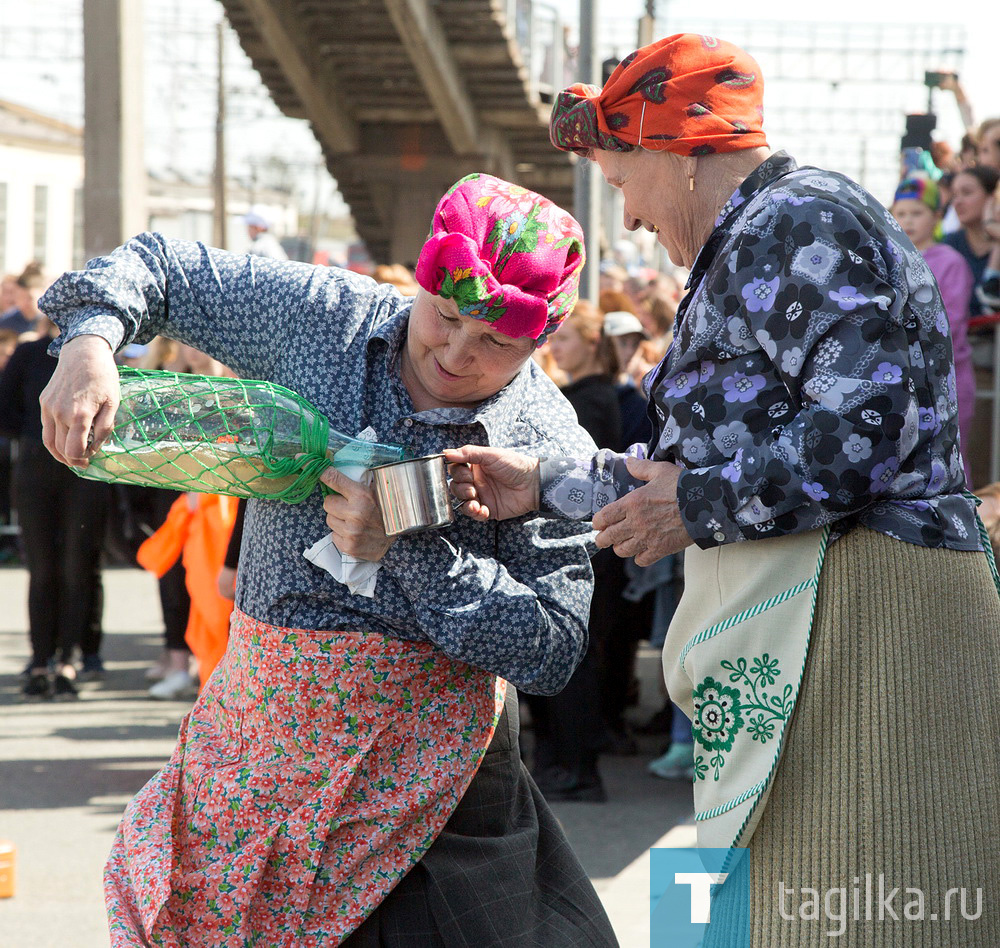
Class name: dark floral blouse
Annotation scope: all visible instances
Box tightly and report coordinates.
[541,152,981,551]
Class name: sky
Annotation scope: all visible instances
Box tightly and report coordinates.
[550,0,999,206]
[1,0,996,229]
[555,0,1000,121]
[546,0,1000,120]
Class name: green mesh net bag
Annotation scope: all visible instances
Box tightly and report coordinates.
[74,368,408,503]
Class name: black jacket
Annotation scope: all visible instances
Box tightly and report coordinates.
[560,373,623,451]
[0,336,56,442]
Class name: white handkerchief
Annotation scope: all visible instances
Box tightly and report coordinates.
[303,427,383,597]
[303,531,380,597]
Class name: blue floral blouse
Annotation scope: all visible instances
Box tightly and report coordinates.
[540,153,981,551]
[40,235,599,695]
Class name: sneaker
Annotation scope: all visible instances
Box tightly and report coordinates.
[145,657,169,681]
[78,653,106,682]
[21,672,52,701]
[648,742,696,781]
[148,670,197,701]
[21,658,54,678]
[52,673,80,701]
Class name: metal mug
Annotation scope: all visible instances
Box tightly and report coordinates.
[371,453,455,536]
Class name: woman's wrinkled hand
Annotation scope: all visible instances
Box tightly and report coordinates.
[443,446,539,522]
[40,334,120,468]
[592,456,694,566]
[320,466,394,561]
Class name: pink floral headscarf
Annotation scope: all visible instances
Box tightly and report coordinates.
[414,174,586,344]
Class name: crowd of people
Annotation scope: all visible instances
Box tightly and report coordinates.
[4,107,1000,763]
[3,34,1000,944]
[889,92,1000,488]
[0,248,698,795]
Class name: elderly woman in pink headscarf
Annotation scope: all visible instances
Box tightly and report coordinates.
[37,174,619,947]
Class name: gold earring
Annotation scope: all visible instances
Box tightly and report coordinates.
[688,173,695,191]
[652,225,660,233]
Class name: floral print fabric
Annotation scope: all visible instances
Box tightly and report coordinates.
[541,152,980,552]
[661,527,829,852]
[40,237,599,696]
[414,174,585,343]
[105,609,507,946]
[549,33,768,157]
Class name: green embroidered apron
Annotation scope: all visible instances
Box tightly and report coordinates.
[664,505,1000,861]
[662,527,829,855]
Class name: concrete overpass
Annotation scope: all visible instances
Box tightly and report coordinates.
[218,0,576,264]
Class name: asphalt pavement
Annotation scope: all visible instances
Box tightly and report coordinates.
[0,564,694,947]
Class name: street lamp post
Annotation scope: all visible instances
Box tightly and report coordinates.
[638,0,655,46]
[213,20,228,249]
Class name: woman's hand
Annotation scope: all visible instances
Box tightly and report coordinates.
[443,446,540,522]
[217,565,237,600]
[320,466,394,561]
[40,334,121,467]
[592,456,694,566]
[626,346,658,390]
[984,195,1000,242]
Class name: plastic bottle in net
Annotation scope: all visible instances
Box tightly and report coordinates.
[74,368,408,503]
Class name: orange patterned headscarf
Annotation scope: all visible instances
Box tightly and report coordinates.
[549,34,767,158]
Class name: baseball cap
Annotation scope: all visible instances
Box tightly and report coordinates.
[243,205,273,230]
[603,310,648,338]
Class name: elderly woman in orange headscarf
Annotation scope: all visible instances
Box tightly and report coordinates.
[448,34,1000,945]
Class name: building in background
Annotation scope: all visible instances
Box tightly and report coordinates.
[0,99,84,276]
[0,0,352,263]
[147,173,298,254]
[0,99,330,274]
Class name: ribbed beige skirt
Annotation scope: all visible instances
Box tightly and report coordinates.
[704,527,1000,947]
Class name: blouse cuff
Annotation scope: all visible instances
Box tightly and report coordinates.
[47,313,126,358]
[538,456,598,520]
[676,467,744,548]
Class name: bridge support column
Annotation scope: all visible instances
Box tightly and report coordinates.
[83,0,146,258]
[389,185,441,268]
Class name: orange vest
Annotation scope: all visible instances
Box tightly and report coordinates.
[137,494,239,686]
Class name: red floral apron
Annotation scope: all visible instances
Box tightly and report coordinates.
[105,609,507,946]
